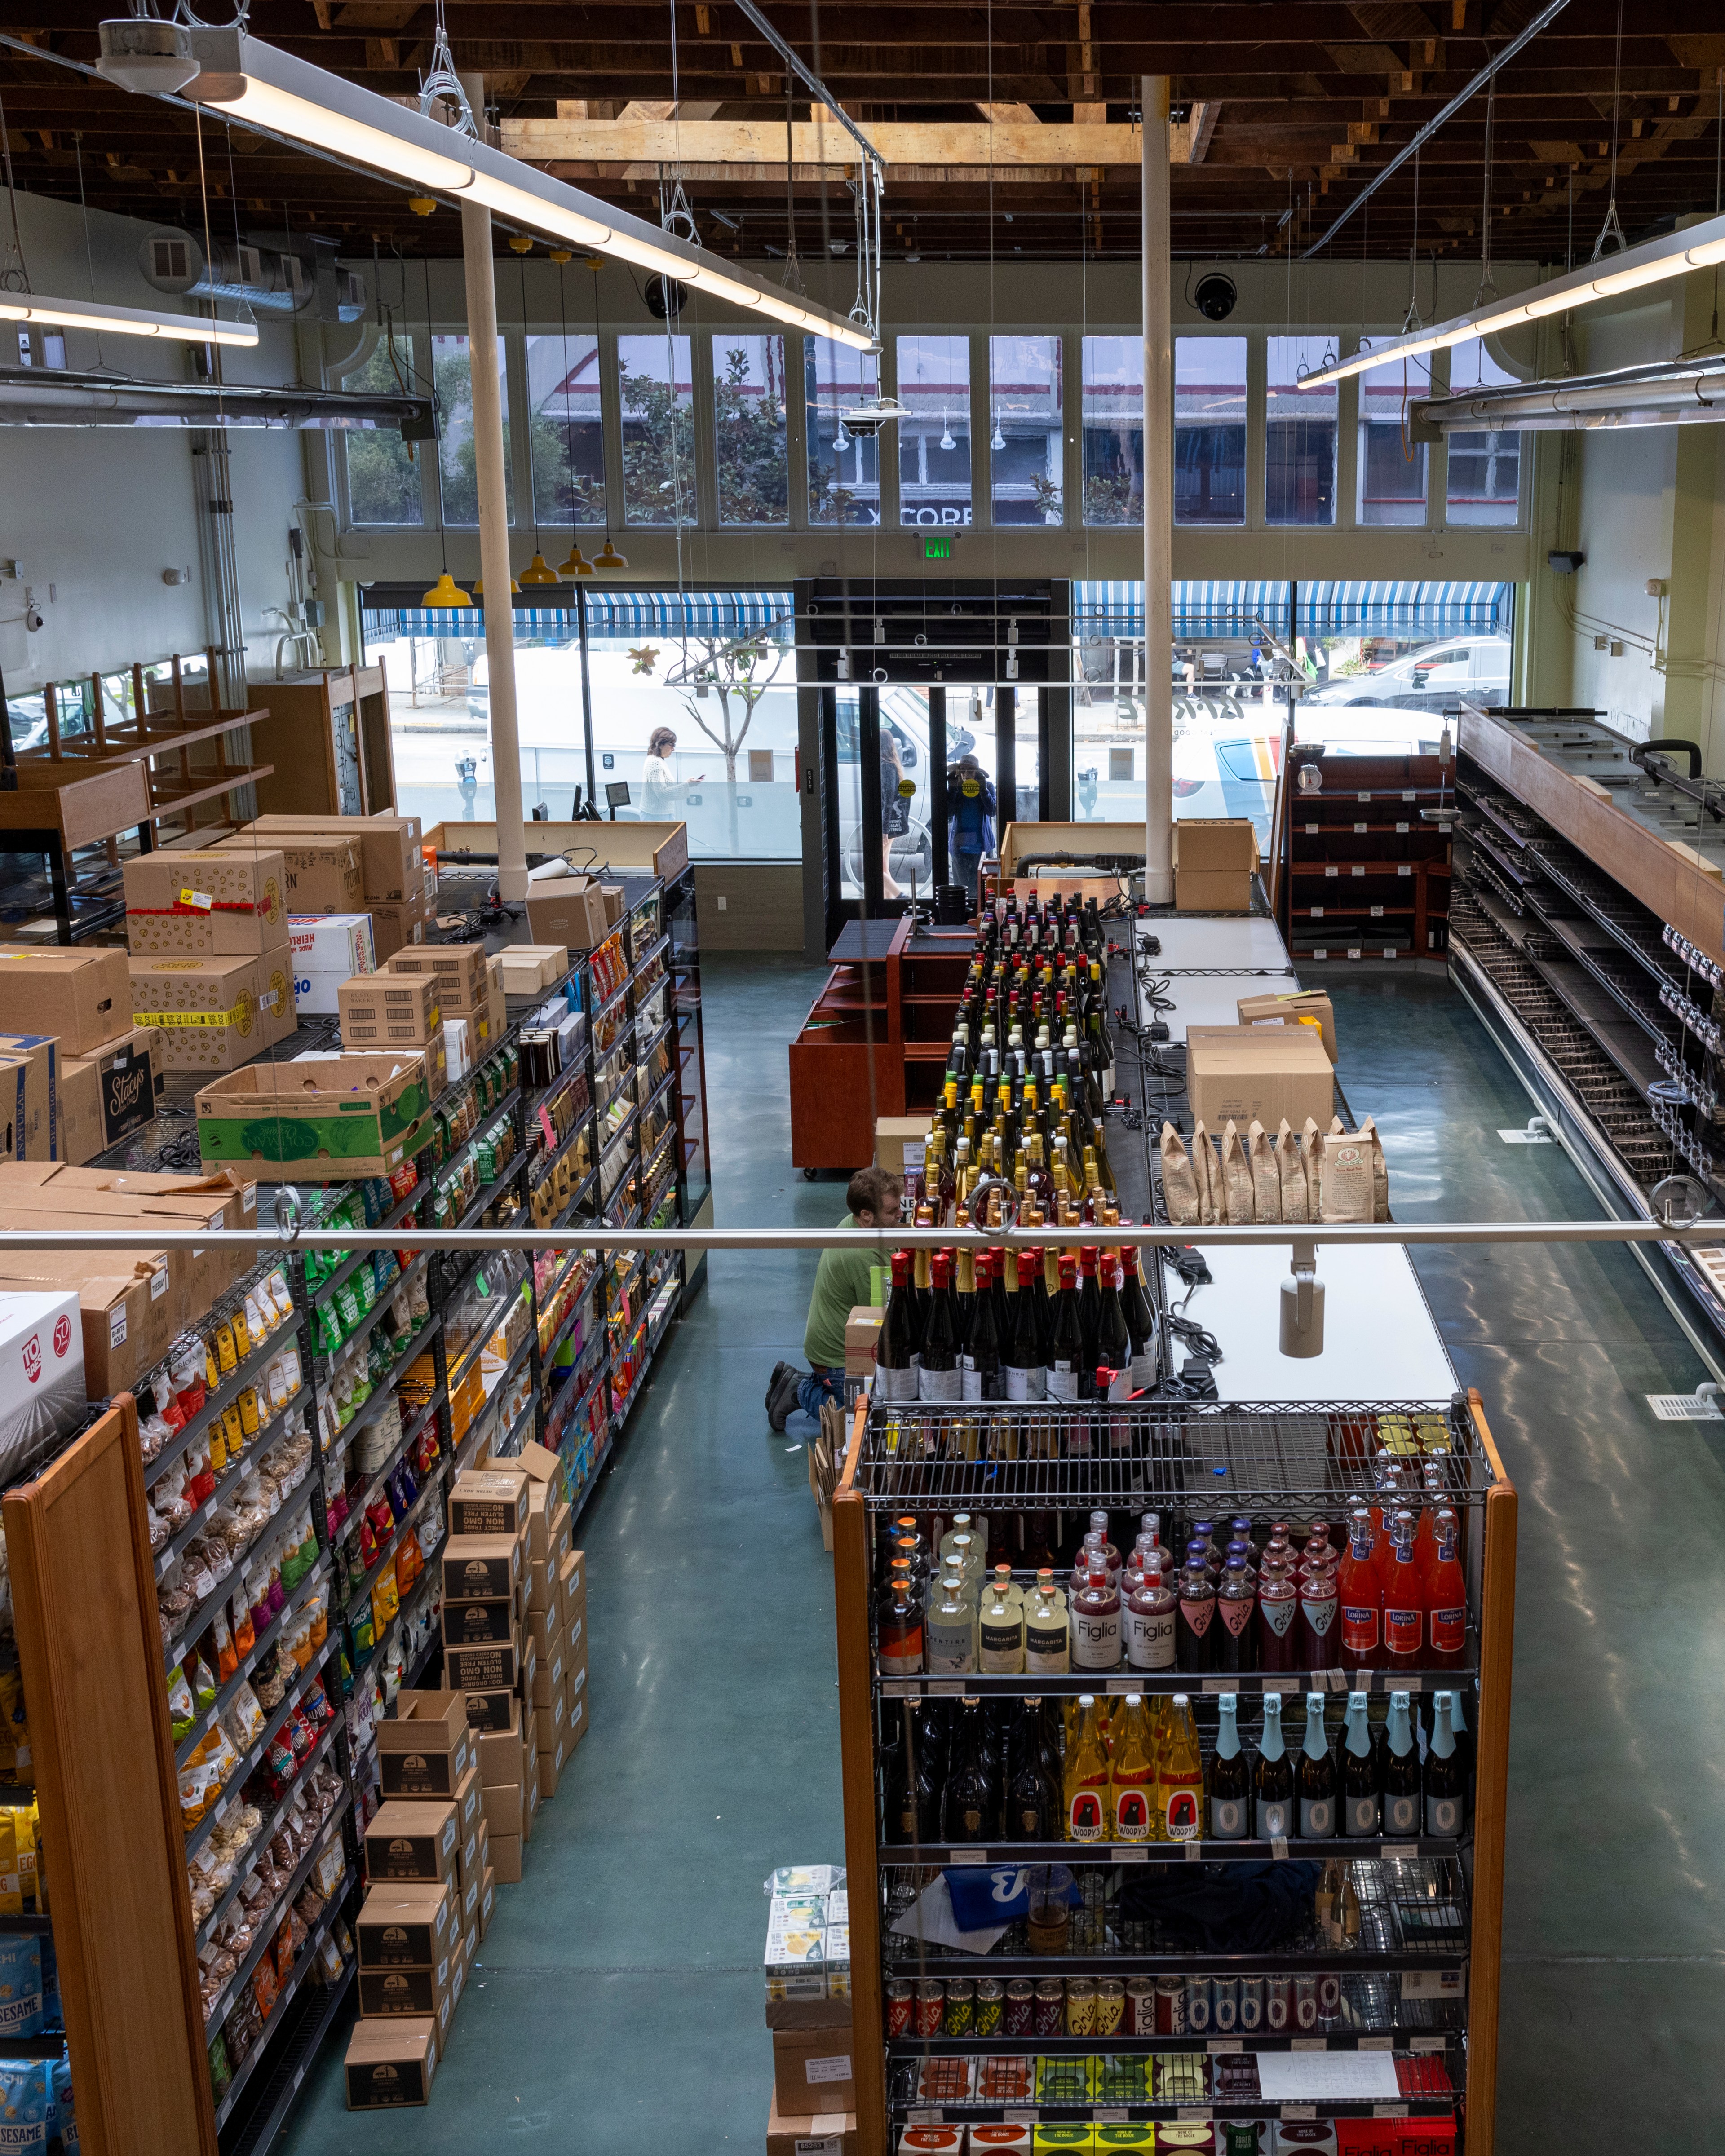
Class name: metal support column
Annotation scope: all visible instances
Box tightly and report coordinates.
[1142,75,1175,904]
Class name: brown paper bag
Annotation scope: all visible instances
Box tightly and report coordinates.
[1247,1118,1282,1222]
[1220,1119,1255,1224]
[1359,1114,1390,1221]
[1160,1122,1200,1226]
[1191,1119,1219,1224]
[1300,1117,1323,1219]
[1320,1131,1374,1221]
[1274,1118,1308,1224]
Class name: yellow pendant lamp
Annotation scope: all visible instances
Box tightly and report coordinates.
[472,573,522,598]
[558,540,595,577]
[593,538,628,570]
[420,570,472,608]
[519,552,559,586]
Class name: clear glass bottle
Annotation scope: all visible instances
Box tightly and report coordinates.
[925,1572,977,1676]
[979,1566,1026,1674]
[1071,1565,1122,1673]
[1024,1571,1071,1675]
[1125,1555,1177,1672]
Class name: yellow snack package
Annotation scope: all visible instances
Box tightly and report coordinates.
[214,1319,239,1377]
[370,1572,400,1636]
[6,1807,33,1909]
[0,1811,21,1917]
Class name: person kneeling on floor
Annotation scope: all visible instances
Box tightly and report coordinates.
[766,1165,903,1430]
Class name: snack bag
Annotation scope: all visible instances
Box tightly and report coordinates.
[168,1666,197,1742]
[1300,1116,1323,1218]
[1159,1123,1200,1226]
[1359,1113,1390,1220]
[1219,1120,1254,1224]
[1247,1118,1281,1222]
[370,1572,400,1637]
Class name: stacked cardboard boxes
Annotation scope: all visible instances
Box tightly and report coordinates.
[119,850,297,1075]
[381,942,507,1082]
[0,945,164,1164]
[211,813,434,961]
[764,1869,854,2154]
[442,1471,536,1883]
[346,1692,495,2107]
[517,1442,581,1794]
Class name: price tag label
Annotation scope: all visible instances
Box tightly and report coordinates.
[1371,906,1385,919]
[1178,2108,1212,2123]
[1283,2106,1317,2121]
[1358,791,1372,803]
[1324,866,1339,879]
[1398,862,1412,876]
[1396,820,1410,833]
[1403,789,1417,801]
[907,2110,942,2127]
[1094,2110,1129,2124]
[1291,2038,1326,2052]
[1411,2036,1449,2053]
[1305,821,1319,833]
[1184,1840,1203,1860]
[1202,1678,1238,1694]
[1361,2035,1395,2050]
[1207,2038,1241,2054]
[1351,865,1366,877]
[947,1848,989,1865]
[1374,2106,1410,2119]
[1353,821,1367,834]
[1270,1835,1290,1861]
[1382,1841,1420,1856]
[1114,1846,1148,1863]
[1312,906,1324,919]
[1106,1677,1137,1695]
[1265,1675,1298,1692]
[929,1679,964,1697]
[1004,2112,1037,2125]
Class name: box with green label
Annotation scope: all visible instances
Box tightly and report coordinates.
[193,1051,433,1179]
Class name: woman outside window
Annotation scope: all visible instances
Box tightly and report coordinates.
[643,726,699,819]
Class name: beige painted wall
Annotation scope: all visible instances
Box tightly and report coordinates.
[693,861,805,949]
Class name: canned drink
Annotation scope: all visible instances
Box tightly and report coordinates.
[1157,1974,1186,2034]
[1237,1975,1265,2032]
[1210,1975,1238,2033]
[1034,1978,1065,2038]
[1317,1970,1342,2019]
[1185,1974,1212,2033]
[976,1979,1004,2038]
[1125,1977,1156,2034]
[1004,1980,1035,2037]
[1066,1978,1098,2037]
[885,1978,913,2037]
[1265,1974,1292,2032]
[944,1979,975,2037]
[1096,1979,1125,2036]
[914,1979,945,2038]
[1294,1974,1319,2031]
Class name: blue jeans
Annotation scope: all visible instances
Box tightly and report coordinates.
[953,849,983,905]
[798,1366,843,1418]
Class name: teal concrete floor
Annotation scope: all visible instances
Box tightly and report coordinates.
[279,959,1725,2151]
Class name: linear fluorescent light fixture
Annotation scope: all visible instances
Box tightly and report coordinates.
[0,291,256,348]
[177,29,874,351]
[1302,208,1725,388]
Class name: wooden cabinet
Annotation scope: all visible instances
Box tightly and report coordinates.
[1280,749,1452,962]
[249,664,396,819]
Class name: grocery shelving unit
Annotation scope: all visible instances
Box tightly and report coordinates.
[1447,705,1725,1374]
[1278,750,1452,963]
[832,1391,1517,2156]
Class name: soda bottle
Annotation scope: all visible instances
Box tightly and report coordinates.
[1108,1695,1156,1843]
[1215,1558,1257,1674]
[1297,1548,1340,1673]
[1064,1694,1111,1843]
[1336,1505,1383,1670]
[1158,1692,1205,1843]
[1256,1555,1299,1673]
[1125,1555,1177,1672]
[1175,1542,1217,1672]
[1380,1510,1425,1673]
[1424,1507,1468,1670]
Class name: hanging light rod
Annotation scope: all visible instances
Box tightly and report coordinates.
[1300,0,1569,259]
[1299,207,1725,389]
[728,0,885,175]
[1411,352,1725,434]
[125,27,871,351]
[0,290,256,348]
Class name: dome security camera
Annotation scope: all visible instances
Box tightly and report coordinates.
[1193,271,1238,322]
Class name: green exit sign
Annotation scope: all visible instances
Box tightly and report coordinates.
[920,533,955,560]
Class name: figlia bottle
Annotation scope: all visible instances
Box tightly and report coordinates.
[1208,1692,1250,1839]
[1158,1692,1204,1842]
[1125,1555,1177,1672]
[1342,1691,1380,1835]
[1109,1694,1156,1844]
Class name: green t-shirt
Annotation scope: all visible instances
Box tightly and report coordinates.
[804,1211,880,1370]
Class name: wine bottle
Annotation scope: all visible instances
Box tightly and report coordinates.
[1341,1691,1380,1836]
[1047,1257,1083,1402]
[1253,1694,1294,1840]
[1006,1698,1056,1839]
[963,1249,1001,1403]
[1208,1692,1251,1839]
[875,1251,921,1404]
[918,1252,962,1404]
[1119,1246,1158,1392]
[1424,1692,1464,1837]
[1383,1690,1420,1837]
[942,1698,993,1843]
[1297,1692,1337,1838]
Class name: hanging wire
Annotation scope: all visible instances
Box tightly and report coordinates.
[1474,73,1498,306]
[1401,148,1424,332]
[0,77,30,294]
[1591,0,1628,260]
[781,75,805,294]
[426,255,456,579]
[556,251,578,551]
[71,134,110,372]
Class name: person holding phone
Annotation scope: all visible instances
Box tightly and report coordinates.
[946,754,996,907]
[642,726,703,817]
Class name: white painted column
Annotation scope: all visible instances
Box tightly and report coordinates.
[457,72,529,901]
[1142,75,1174,903]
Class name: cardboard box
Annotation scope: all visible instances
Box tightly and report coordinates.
[873,1114,932,1177]
[530,1635,565,1709]
[843,1305,882,1379]
[290,913,376,1015]
[247,813,423,903]
[1236,987,1339,1065]
[524,871,610,954]
[565,1682,587,1752]
[0,1185,225,1329]
[0,947,129,1054]
[368,897,430,965]
[385,941,489,1009]
[766,2090,858,2156]
[450,1468,530,1539]
[128,948,295,1074]
[356,1882,456,1970]
[357,1957,453,2023]
[773,2031,856,2117]
[123,850,287,957]
[217,829,362,914]
[443,1533,522,1605]
[378,1692,473,1796]
[194,1051,435,1179]
[344,2018,437,2110]
[339,967,442,1050]
[522,1763,540,1842]
[0,1038,53,1161]
[489,1832,522,1884]
[1174,818,1260,913]
[363,1799,460,1886]
[766,1994,854,2032]
[473,1697,522,1784]
[1185,1025,1336,1135]
[462,1683,518,1736]
[498,945,569,995]
[446,1638,521,1693]
[444,1596,517,1649]
[480,1779,521,1838]
[54,1025,160,1164]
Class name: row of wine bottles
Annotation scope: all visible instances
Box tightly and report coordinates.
[882,1687,1472,1848]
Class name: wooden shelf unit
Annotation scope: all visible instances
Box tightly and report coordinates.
[831,1387,1516,2156]
[1279,751,1453,963]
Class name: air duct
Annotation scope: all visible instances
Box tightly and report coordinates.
[0,364,433,431]
[1413,354,1725,436]
[139,229,366,320]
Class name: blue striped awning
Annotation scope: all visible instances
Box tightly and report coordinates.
[1297,580,1513,638]
[363,605,571,640]
[1074,580,1295,639]
[583,588,792,640]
